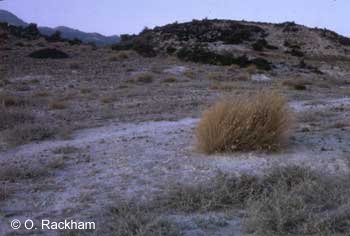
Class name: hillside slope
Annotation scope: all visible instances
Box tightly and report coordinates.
[0,9,27,26]
[114,19,350,63]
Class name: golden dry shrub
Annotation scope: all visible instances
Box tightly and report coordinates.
[196,91,292,153]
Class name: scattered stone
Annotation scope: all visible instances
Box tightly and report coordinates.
[251,74,272,82]
[163,66,188,75]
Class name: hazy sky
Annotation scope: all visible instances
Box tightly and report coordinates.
[0,0,349,36]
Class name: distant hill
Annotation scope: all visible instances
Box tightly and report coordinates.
[0,9,27,26]
[0,9,119,46]
[39,26,120,46]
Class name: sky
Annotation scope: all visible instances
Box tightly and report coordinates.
[0,0,349,37]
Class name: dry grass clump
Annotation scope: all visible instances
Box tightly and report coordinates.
[208,72,225,81]
[209,81,235,91]
[184,70,196,79]
[69,62,80,70]
[234,72,250,81]
[243,167,350,235]
[0,79,10,87]
[162,77,177,83]
[80,87,92,94]
[104,166,350,235]
[0,92,26,107]
[109,202,180,236]
[117,51,131,59]
[158,166,350,235]
[0,186,8,202]
[5,123,57,146]
[49,100,67,110]
[52,145,79,155]
[33,89,50,97]
[0,108,34,130]
[136,73,154,83]
[282,78,311,90]
[100,94,117,104]
[160,173,260,212]
[109,51,132,62]
[196,91,292,154]
[245,64,258,74]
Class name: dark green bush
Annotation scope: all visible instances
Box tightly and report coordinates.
[46,30,63,43]
[28,48,69,59]
[286,49,305,57]
[252,39,278,51]
[177,46,272,70]
[111,34,156,57]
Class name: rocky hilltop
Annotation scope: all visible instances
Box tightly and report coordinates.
[114,19,350,69]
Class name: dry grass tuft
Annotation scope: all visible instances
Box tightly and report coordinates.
[137,73,154,83]
[243,166,350,235]
[0,92,26,107]
[117,51,130,59]
[100,94,117,104]
[109,202,180,236]
[184,70,196,79]
[5,123,57,146]
[282,78,311,90]
[159,173,260,212]
[33,89,50,97]
[98,166,350,235]
[80,87,92,94]
[162,77,177,83]
[159,166,350,235]
[0,79,10,87]
[196,91,292,153]
[245,64,258,74]
[49,100,67,110]
[0,108,34,130]
[69,62,80,70]
[208,72,225,81]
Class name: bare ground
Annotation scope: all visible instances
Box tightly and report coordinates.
[1,39,350,235]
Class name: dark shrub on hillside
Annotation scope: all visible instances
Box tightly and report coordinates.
[166,46,177,54]
[120,34,137,42]
[46,31,63,43]
[2,23,41,40]
[318,28,350,46]
[177,46,250,67]
[28,48,69,59]
[252,39,278,51]
[111,43,132,51]
[223,30,254,44]
[132,37,157,57]
[22,24,41,40]
[88,42,97,50]
[286,49,305,57]
[251,58,272,70]
[112,33,156,57]
[68,38,82,45]
[284,40,301,50]
[297,60,323,74]
[276,22,299,33]
[0,108,34,131]
[177,45,272,70]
